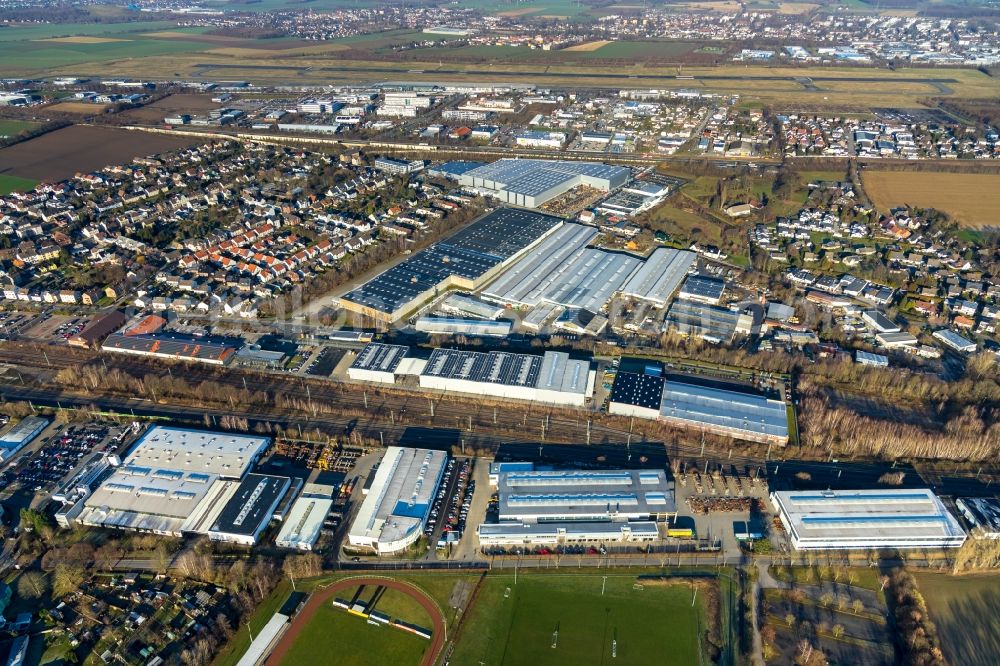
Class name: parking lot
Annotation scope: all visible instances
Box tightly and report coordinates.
[3,423,121,494]
[24,313,92,343]
[425,457,476,554]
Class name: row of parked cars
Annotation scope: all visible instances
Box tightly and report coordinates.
[482,544,609,556]
[12,425,111,492]
[425,458,475,539]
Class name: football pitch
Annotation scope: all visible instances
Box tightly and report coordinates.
[450,573,709,666]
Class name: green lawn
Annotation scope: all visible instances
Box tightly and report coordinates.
[914,572,1000,666]
[276,602,429,666]
[0,20,179,42]
[580,40,700,59]
[769,565,881,591]
[0,119,40,138]
[450,573,706,666]
[0,174,38,195]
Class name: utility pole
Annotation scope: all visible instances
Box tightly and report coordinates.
[602,575,607,596]
[364,391,368,409]
[379,431,384,447]
[586,419,591,445]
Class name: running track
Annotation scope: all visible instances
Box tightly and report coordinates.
[264,577,447,666]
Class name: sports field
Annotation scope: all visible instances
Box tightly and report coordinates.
[914,573,1000,666]
[863,170,1000,228]
[450,574,708,666]
[275,602,429,666]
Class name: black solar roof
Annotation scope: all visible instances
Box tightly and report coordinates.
[610,372,665,410]
[423,348,542,387]
[342,208,562,315]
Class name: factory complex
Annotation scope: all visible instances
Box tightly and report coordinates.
[610,371,790,445]
[457,159,631,209]
[347,342,595,407]
[76,426,277,538]
[337,208,563,322]
[347,446,448,555]
[275,483,337,551]
[478,463,675,547]
[771,489,967,550]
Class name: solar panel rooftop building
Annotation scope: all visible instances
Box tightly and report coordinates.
[771,489,967,550]
[419,348,593,406]
[337,208,563,322]
[481,222,641,312]
[207,474,291,546]
[347,342,409,383]
[677,274,726,305]
[347,446,448,555]
[608,372,666,420]
[619,248,697,308]
[659,381,789,445]
[494,469,676,523]
[955,497,1000,539]
[457,159,631,208]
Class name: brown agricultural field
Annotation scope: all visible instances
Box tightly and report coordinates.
[116,93,221,123]
[862,170,1000,229]
[46,102,109,114]
[565,40,613,52]
[0,125,204,182]
[39,36,130,44]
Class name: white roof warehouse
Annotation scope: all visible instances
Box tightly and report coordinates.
[347,446,447,555]
[771,489,966,550]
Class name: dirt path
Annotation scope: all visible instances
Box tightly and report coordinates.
[264,576,447,666]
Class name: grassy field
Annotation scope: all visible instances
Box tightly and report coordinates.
[0,119,40,138]
[0,174,38,195]
[275,602,429,666]
[914,572,1000,666]
[450,573,707,666]
[863,170,1000,228]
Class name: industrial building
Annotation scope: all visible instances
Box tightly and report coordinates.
[771,489,967,550]
[481,223,640,312]
[955,497,1000,539]
[102,333,239,365]
[618,248,697,308]
[477,521,659,546]
[439,293,505,320]
[415,316,512,337]
[347,343,409,384]
[608,372,666,420]
[457,159,631,208]
[0,416,50,463]
[78,427,271,537]
[207,474,291,546]
[660,381,789,445]
[347,447,447,555]
[68,310,128,349]
[494,468,676,522]
[677,274,726,305]
[337,208,563,322]
[275,483,336,550]
[664,300,752,343]
[934,328,977,354]
[419,348,593,407]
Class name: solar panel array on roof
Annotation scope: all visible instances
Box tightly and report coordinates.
[349,342,409,373]
[422,348,542,386]
[460,159,631,198]
[678,274,726,303]
[341,208,561,317]
[610,372,665,411]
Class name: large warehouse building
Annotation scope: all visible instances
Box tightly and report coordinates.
[419,348,594,407]
[619,248,697,308]
[458,159,631,208]
[347,446,447,555]
[481,222,642,312]
[609,373,790,445]
[337,208,563,322]
[478,464,672,546]
[771,489,967,550]
[276,483,336,551]
[78,427,271,537]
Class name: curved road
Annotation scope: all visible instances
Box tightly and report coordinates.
[264,576,447,666]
